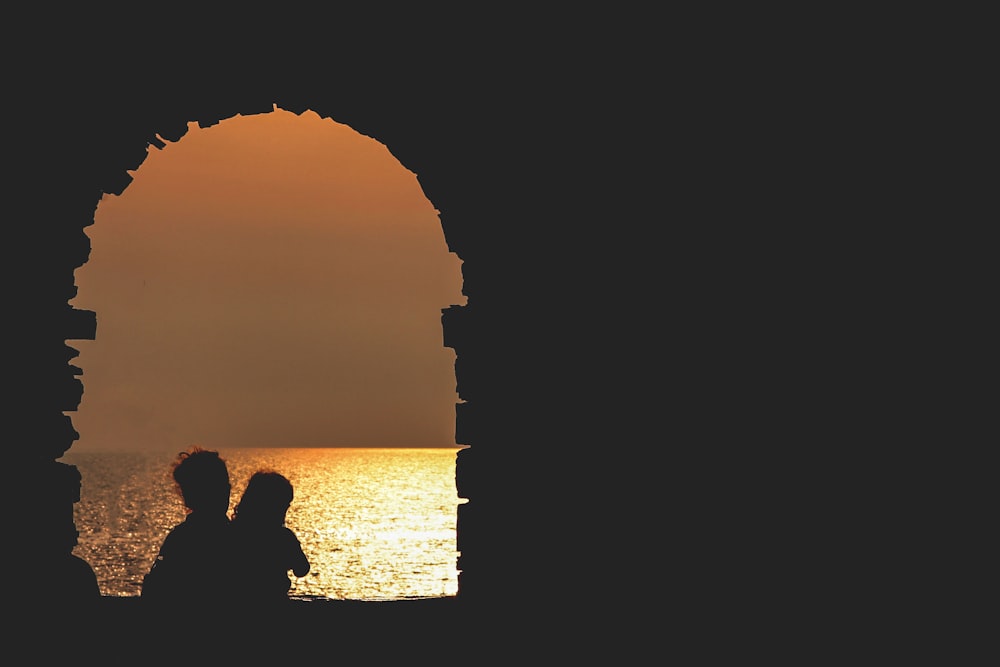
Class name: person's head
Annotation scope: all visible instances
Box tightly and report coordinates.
[171,446,231,515]
[233,471,294,526]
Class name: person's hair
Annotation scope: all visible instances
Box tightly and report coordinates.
[232,470,294,526]
[171,446,231,513]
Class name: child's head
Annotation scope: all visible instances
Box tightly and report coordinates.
[233,471,294,526]
[171,446,231,514]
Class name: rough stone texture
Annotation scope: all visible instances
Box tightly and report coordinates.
[3,18,660,661]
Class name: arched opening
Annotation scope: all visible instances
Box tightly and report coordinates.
[65,106,468,600]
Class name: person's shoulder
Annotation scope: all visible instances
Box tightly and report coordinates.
[163,518,194,538]
[281,526,302,542]
[158,522,184,546]
[157,517,202,552]
[68,553,95,572]
[67,555,101,594]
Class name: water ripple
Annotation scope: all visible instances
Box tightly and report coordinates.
[62,447,464,600]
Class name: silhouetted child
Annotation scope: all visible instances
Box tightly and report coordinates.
[230,470,310,606]
[141,446,235,610]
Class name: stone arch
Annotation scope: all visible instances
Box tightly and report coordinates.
[69,105,468,600]
[13,85,498,620]
[6,21,645,660]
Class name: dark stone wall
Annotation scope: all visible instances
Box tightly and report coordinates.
[3,27,649,653]
[2,12,913,661]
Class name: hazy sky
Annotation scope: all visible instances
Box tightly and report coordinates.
[69,107,466,452]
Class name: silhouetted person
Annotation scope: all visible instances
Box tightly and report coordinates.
[231,470,310,607]
[13,518,102,648]
[14,462,100,618]
[32,521,101,604]
[141,446,234,611]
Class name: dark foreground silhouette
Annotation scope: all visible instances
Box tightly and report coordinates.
[230,470,311,606]
[141,447,312,619]
[141,447,236,612]
[32,525,101,605]
[14,462,101,610]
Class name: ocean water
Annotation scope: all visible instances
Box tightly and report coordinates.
[60,447,465,600]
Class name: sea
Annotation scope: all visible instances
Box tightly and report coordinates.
[60,447,466,601]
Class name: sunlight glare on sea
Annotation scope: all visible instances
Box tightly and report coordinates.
[61,447,465,600]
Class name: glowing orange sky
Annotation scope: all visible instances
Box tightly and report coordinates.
[69,107,466,451]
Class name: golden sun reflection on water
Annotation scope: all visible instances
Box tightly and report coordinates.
[65,447,465,600]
